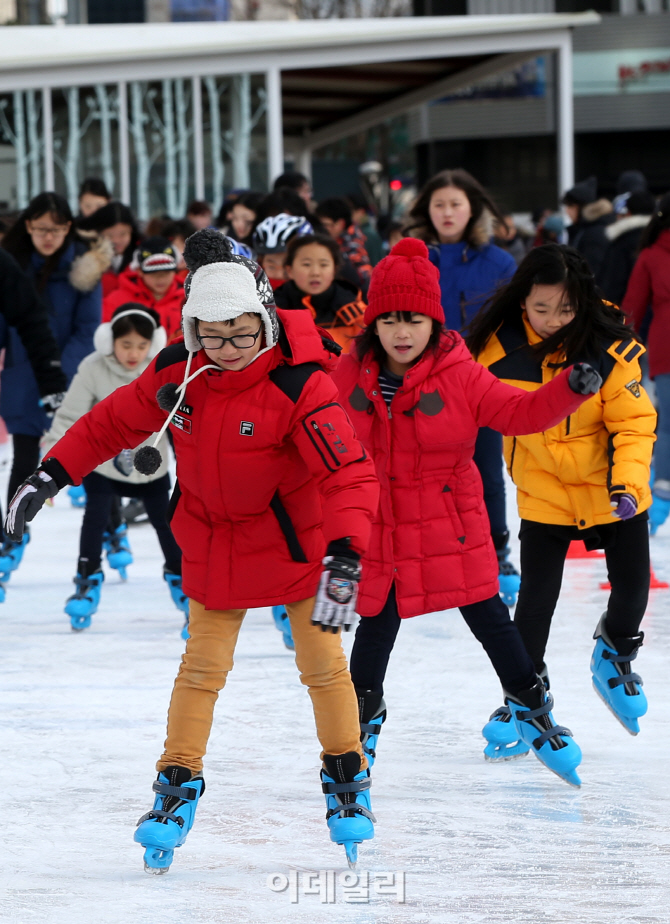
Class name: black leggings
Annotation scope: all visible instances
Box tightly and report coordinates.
[473,426,507,539]
[349,584,537,696]
[79,472,182,576]
[514,515,650,671]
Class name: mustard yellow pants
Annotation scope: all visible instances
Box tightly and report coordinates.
[157,596,365,774]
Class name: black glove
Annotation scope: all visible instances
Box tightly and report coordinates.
[4,470,59,541]
[568,362,602,395]
[39,392,65,417]
[311,555,361,633]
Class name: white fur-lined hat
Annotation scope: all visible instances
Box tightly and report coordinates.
[181,261,276,353]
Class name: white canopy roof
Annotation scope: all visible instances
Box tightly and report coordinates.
[0,13,600,90]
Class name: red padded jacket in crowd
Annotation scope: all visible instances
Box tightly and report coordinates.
[44,309,380,611]
[622,229,670,378]
[332,331,589,619]
[103,268,185,340]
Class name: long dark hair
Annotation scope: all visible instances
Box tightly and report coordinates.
[638,192,670,251]
[77,200,141,273]
[405,168,506,248]
[466,244,639,363]
[2,192,75,288]
[355,311,448,366]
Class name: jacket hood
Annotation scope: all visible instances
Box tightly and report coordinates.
[582,198,614,223]
[276,306,340,373]
[605,214,651,241]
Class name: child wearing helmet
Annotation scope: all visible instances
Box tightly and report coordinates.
[252,212,313,289]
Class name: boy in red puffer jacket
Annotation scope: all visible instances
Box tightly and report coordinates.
[5,231,380,873]
[332,238,603,788]
[103,237,185,339]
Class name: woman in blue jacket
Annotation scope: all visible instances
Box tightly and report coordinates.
[0,192,107,575]
[405,169,520,603]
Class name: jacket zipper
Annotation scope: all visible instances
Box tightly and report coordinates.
[565,415,571,435]
[509,437,517,484]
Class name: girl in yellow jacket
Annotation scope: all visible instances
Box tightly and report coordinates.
[467,244,656,756]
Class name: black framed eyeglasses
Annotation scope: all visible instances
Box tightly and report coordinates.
[195,321,263,350]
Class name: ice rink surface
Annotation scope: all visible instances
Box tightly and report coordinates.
[1,449,669,924]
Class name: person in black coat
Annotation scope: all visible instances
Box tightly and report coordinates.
[563,176,615,277]
[598,191,656,307]
[0,248,66,409]
[0,247,67,591]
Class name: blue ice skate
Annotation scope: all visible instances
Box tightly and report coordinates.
[506,678,582,787]
[0,581,5,604]
[482,706,531,761]
[272,605,294,650]
[591,615,647,735]
[482,667,550,761]
[65,570,104,631]
[356,689,386,769]
[321,751,375,869]
[134,766,204,874]
[0,531,30,577]
[164,569,189,614]
[181,613,190,641]
[68,484,87,508]
[103,524,133,580]
[497,548,520,607]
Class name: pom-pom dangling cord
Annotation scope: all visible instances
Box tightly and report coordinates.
[144,352,221,456]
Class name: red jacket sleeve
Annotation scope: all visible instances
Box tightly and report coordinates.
[621,252,652,331]
[464,359,588,435]
[44,360,168,484]
[288,369,379,556]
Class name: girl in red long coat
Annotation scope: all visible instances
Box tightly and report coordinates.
[332,238,601,787]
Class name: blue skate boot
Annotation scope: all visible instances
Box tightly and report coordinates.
[65,569,104,631]
[0,530,30,578]
[493,532,520,607]
[648,479,670,536]
[591,614,647,735]
[482,666,549,761]
[506,676,582,787]
[272,605,294,650]
[67,484,87,508]
[103,524,133,580]
[356,689,386,769]
[321,751,375,869]
[134,766,205,874]
[163,569,190,638]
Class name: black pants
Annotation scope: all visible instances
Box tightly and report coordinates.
[473,427,507,539]
[79,472,182,576]
[515,515,650,671]
[7,433,41,509]
[349,584,537,696]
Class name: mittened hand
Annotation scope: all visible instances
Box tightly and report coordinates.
[568,363,602,395]
[39,392,65,417]
[311,555,361,633]
[4,470,58,540]
[610,493,638,520]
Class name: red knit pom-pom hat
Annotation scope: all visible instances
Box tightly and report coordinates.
[364,237,443,326]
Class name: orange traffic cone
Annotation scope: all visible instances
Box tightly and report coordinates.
[566,540,605,559]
